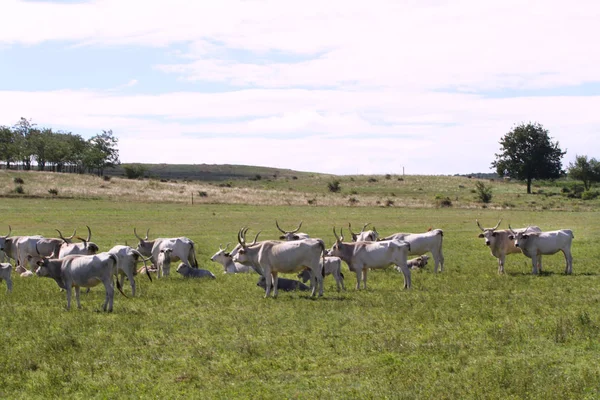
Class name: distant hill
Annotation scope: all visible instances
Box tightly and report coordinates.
[105,163,319,182]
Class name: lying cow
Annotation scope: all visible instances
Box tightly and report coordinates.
[176,263,216,279]
[297,256,345,291]
[210,244,255,273]
[257,275,310,292]
[34,253,127,311]
[15,265,34,277]
[509,226,574,275]
[405,255,429,270]
[0,263,13,293]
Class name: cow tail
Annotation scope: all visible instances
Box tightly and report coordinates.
[110,254,129,298]
[319,240,326,277]
[190,242,199,268]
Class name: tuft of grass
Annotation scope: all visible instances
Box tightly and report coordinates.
[13,177,24,184]
[48,188,58,196]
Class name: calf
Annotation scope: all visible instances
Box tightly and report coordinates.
[297,256,345,291]
[509,226,574,275]
[157,248,173,278]
[176,263,216,279]
[257,275,310,292]
[34,253,126,311]
[0,263,13,293]
[15,265,34,277]
[405,255,429,270]
[210,243,255,274]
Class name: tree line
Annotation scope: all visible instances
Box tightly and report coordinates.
[0,118,119,176]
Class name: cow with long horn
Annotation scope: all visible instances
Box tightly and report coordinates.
[58,225,99,258]
[108,245,153,296]
[210,243,256,274]
[275,220,310,241]
[134,228,199,269]
[477,219,541,274]
[232,227,325,298]
[348,222,379,242]
[328,227,411,290]
[508,224,573,275]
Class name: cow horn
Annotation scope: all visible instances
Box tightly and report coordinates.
[275,220,286,234]
[333,227,340,242]
[5,225,11,238]
[219,243,231,252]
[347,223,355,236]
[251,231,261,245]
[476,219,485,232]
[508,224,516,235]
[492,219,502,230]
[85,225,92,242]
[131,249,152,282]
[361,223,371,232]
[291,221,303,234]
[134,228,143,241]
[237,227,247,247]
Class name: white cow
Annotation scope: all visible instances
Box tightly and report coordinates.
[58,226,99,258]
[509,226,574,275]
[328,227,411,290]
[297,256,345,291]
[379,229,445,273]
[15,265,34,277]
[210,243,255,274]
[348,223,379,242]
[34,252,127,311]
[0,226,18,264]
[157,248,172,278]
[0,263,13,293]
[134,228,198,269]
[477,219,542,274]
[232,227,325,298]
[108,245,153,296]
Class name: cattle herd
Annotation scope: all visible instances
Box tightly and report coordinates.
[0,219,575,311]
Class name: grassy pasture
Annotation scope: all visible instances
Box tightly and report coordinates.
[1,195,600,399]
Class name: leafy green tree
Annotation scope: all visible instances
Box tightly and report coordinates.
[0,125,18,168]
[491,122,565,194]
[29,128,54,171]
[12,117,37,170]
[85,130,120,176]
[567,155,600,190]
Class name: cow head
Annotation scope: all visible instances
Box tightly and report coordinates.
[508,225,534,248]
[476,219,502,246]
[328,227,346,257]
[0,225,11,252]
[75,226,99,254]
[210,243,232,268]
[233,228,261,265]
[276,220,304,241]
[134,228,154,256]
[348,222,378,242]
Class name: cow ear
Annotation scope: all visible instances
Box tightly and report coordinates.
[508,235,514,240]
[522,235,529,239]
[293,235,299,240]
[478,233,484,238]
[279,235,285,240]
[491,232,497,237]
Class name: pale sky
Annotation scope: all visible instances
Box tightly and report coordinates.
[1,0,599,175]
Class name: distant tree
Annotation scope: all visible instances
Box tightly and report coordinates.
[12,117,37,170]
[491,122,565,194]
[84,130,120,176]
[0,125,18,168]
[123,163,148,179]
[567,155,600,190]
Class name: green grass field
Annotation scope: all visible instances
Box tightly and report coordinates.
[1,171,600,398]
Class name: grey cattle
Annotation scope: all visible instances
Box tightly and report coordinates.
[297,256,345,291]
[108,245,152,296]
[257,275,310,292]
[34,253,126,311]
[380,228,445,273]
[348,222,379,242]
[509,226,574,275]
[157,248,172,278]
[329,227,411,290]
[0,226,18,263]
[276,220,310,241]
[176,263,216,279]
[405,255,429,270]
[0,263,13,293]
[477,219,542,274]
[58,226,99,259]
[134,228,198,269]
[232,227,325,298]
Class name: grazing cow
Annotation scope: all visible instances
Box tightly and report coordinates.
[476,219,542,274]
[509,226,574,275]
[0,263,13,293]
[328,227,411,290]
[176,263,216,279]
[157,248,172,278]
[34,253,127,311]
[107,245,153,296]
[13,235,45,269]
[257,275,310,292]
[210,243,255,274]
[232,227,325,298]
[379,229,444,273]
[405,255,429,270]
[134,228,198,269]
[297,256,345,291]
[348,223,379,242]
[58,226,99,258]
[276,220,310,240]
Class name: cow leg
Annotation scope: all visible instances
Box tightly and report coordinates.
[361,268,368,290]
[5,277,12,293]
[434,251,444,273]
[65,286,72,310]
[355,269,362,290]
[538,255,543,273]
[263,269,273,298]
[531,254,539,275]
[317,268,324,297]
[74,286,82,309]
[130,272,136,296]
[309,270,317,297]
[104,280,115,312]
[271,272,279,298]
[397,262,411,289]
[563,249,573,275]
[497,255,505,274]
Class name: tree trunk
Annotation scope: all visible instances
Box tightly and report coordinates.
[527,178,532,194]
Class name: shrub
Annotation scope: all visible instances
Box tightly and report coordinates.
[397,177,404,181]
[367,178,378,183]
[103,175,111,181]
[474,181,493,203]
[385,174,392,180]
[249,174,262,181]
[48,188,58,196]
[385,199,394,207]
[307,198,316,205]
[13,177,24,184]
[348,197,359,205]
[581,190,599,200]
[292,176,298,180]
[561,186,571,193]
[327,180,341,193]
[13,185,24,194]
[218,182,232,188]
[198,191,208,197]
[349,189,358,195]
[436,196,452,207]
[123,164,147,180]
